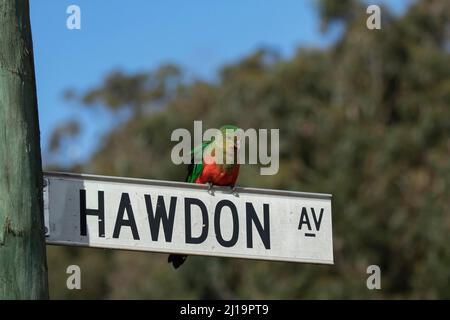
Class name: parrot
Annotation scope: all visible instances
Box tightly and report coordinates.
[168,124,241,269]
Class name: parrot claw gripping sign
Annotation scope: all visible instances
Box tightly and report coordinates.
[43,172,333,264]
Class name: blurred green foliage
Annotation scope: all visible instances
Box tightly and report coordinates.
[47,0,450,299]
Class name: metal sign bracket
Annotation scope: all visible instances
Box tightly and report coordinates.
[43,177,50,237]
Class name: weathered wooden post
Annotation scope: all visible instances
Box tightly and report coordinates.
[0,0,49,299]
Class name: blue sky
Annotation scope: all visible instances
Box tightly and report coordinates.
[29,0,413,166]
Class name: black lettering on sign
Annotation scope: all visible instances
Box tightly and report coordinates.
[113,193,140,240]
[298,207,312,231]
[145,195,177,242]
[185,198,208,244]
[311,208,324,231]
[214,200,239,248]
[246,203,271,249]
[298,207,325,237]
[80,190,105,238]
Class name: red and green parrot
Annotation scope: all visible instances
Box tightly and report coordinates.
[168,125,241,269]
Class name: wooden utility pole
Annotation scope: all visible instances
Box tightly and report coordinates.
[0,0,49,299]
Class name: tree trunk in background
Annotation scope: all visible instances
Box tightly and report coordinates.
[0,0,49,299]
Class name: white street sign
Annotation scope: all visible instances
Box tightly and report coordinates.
[43,172,334,264]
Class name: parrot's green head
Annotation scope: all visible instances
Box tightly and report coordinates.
[206,124,241,168]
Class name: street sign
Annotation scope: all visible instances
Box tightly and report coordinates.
[43,172,333,264]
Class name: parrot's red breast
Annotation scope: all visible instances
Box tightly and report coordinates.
[195,161,240,186]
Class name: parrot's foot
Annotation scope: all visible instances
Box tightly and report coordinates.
[230,185,239,197]
[207,182,214,195]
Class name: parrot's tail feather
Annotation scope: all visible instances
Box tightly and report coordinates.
[168,254,188,269]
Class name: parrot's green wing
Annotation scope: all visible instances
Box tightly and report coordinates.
[185,140,212,183]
